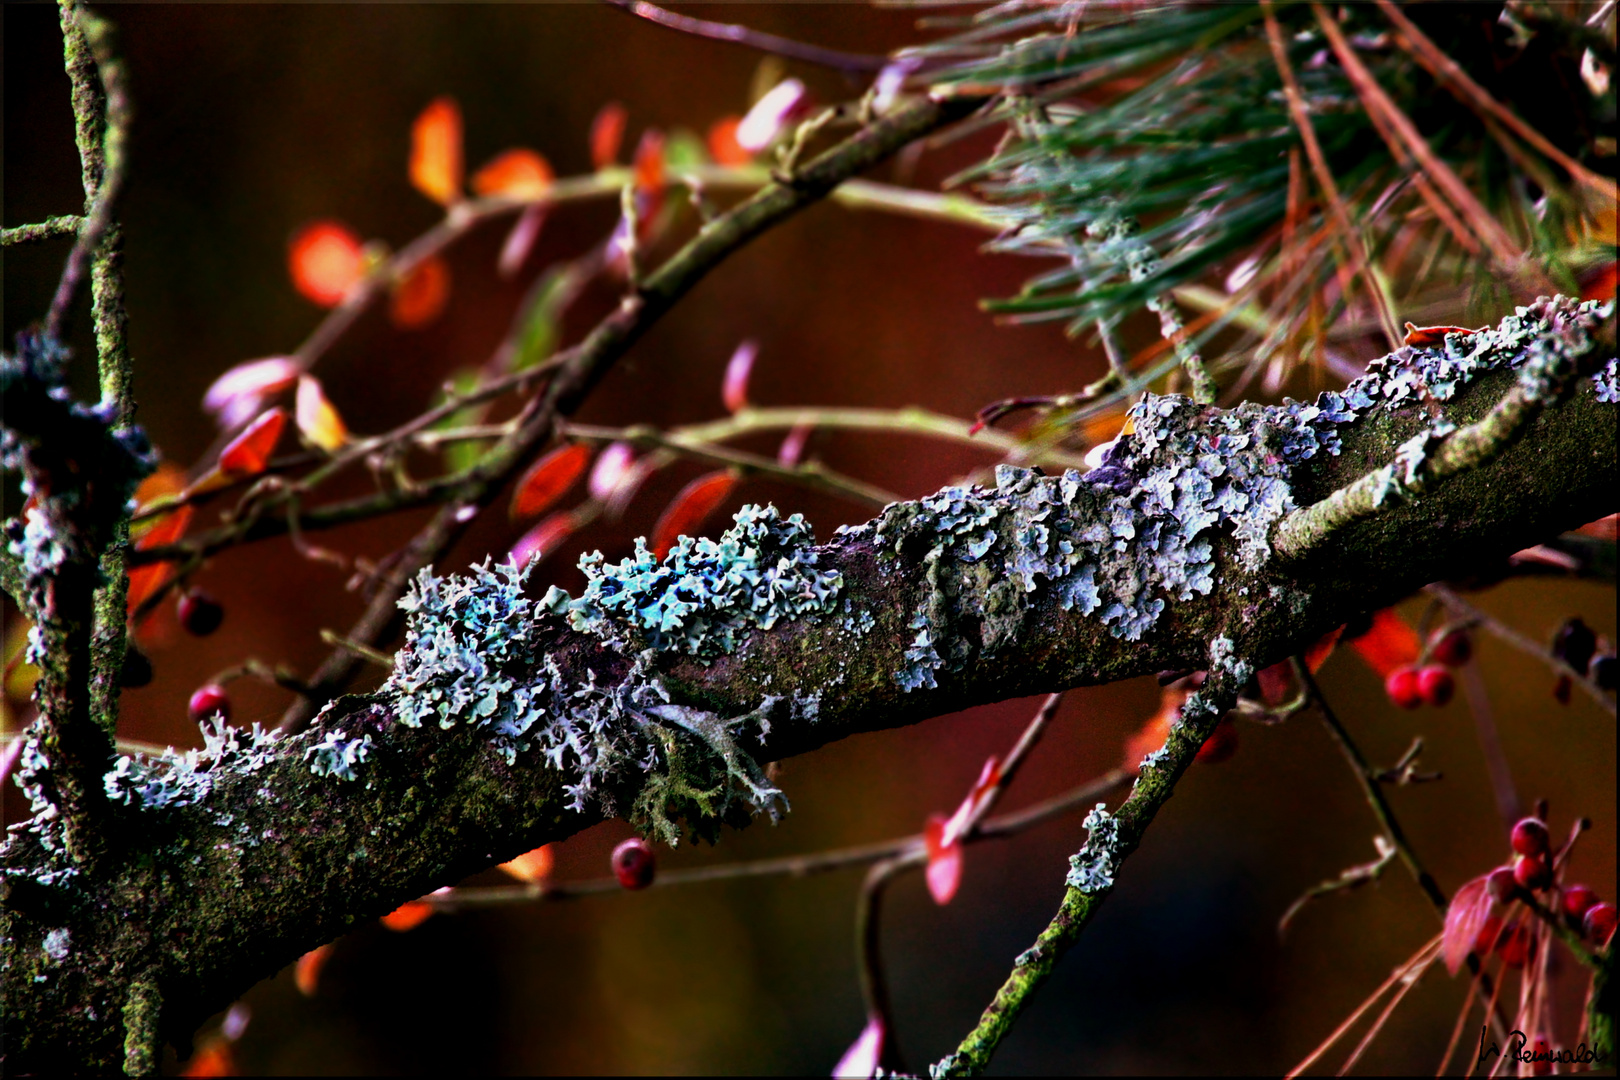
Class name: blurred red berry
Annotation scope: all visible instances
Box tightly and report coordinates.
[1429,629,1472,667]
[1513,854,1551,892]
[1552,617,1597,674]
[1486,866,1520,904]
[1585,902,1618,944]
[1563,884,1600,920]
[1385,667,1423,709]
[1416,665,1454,706]
[1495,919,1535,967]
[188,684,231,724]
[1194,720,1239,764]
[1472,914,1504,955]
[1531,1036,1553,1076]
[177,590,226,637]
[1510,817,1550,857]
[611,837,655,890]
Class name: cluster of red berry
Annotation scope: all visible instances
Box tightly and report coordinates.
[1551,616,1618,700]
[1474,814,1616,970]
[1384,628,1468,709]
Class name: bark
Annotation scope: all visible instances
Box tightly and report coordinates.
[3,299,1615,1073]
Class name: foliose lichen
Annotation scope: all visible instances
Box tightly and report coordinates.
[103,717,281,810]
[855,295,1613,692]
[304,729,374,783]
[1064,802,1124,894]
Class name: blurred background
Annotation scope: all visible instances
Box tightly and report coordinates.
[4,4,1615,1074]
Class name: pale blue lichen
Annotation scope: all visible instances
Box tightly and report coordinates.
[102,718,280,811]
[305,729,374,783]
[1595,356,1619,404]
[1065,802,1124,894]
[42,927,70,963]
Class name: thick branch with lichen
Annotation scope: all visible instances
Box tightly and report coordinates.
[2,298,1614,1072]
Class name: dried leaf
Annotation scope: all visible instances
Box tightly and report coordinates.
[294,375,348,452]
[589,102,628,170]
[722,339,757,414]
[736,78,806,152]
[498,843,556,885]
[288,221,364,307]
[832,1016,884,1080]
[706,116,751,166]
[1442,874,1493,975]
[471,148,554,199]
[218,408,288,478]
[650,469,738,561]
[390,255,452,329]
[924,815,964,906]
[510,443,591,521]
[294,943,333,998]
[509,510,582,570]
[1348,608,1421,678]
[409,96,463,207]
[202,357,299,428]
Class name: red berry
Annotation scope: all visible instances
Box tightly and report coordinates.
[1472,914,1504,955]
[1429,629,1472,667]
[611,837,655,890]
[1563,884,1601,920]
[1495,919,1535,968]
[1585,902,1618,945]
[1385,667,1423,709]
[177,590,225,636]
[1513,854,1551,892]
[1194,720,1239,764]
[188,684,231,724]
[1487,866,1520,904]
[1416,665,1454,707]
[1510,817,1550,858]
[1531,1036,1553,1076]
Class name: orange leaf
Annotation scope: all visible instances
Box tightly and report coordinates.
[294,942,333,998]
[706,116,751,167]
[1347,608,1420,679]
[499,843,556,885]
[650,470,738,561]
[180,1041,235,1078]
[1304,625,1342,673]
[632,129,666,198]
[509,510,582,570]
[295,375,349,452]
[126,503,194,617]
[722,339,757,413]
[288,221,364,307]
[410,96,463,207]
[1580,260,1617,302]
[590,102,627,170]
[218,408,287,478]
[510,442,591,521]
[1122,685,1184,774]
[923,815,963,905]
[1403,322,1483,348]
[472,148,555,199]
[390,255,451,329]
[129,463,188,543]
[381,899,435,933]
[1442,874,1494,975]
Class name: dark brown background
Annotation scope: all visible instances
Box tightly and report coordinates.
[4,4,1615,1074]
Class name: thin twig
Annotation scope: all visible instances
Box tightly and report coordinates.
[2,215,84,246]
[604,0,892,74]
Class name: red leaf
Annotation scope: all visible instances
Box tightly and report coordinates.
[294,943,333,998]
[288,221,364,307]
[1348,608,1420,679]
[381,899,435,933]
[589,102,627,170]
[1256,661,1294,706]
[509,510,582,569]
[126,503,194,617]
[1122,685,1185,774]
[722,339,757,414]
[389,255,452,329]
[511,443,591,521]
[202,357,299,428]
[410,97,463,207]
[218,408,287,478]
[1304,625,1342,673]
[650,470,738,561]
[632,129,667,199]
[925,814,964,906]
[832,1015,884,1079]
[1403,322,1483,347]
[707,116,751,167]
[1580,260,1617,302]
[180,1041,235,1077]
[1443,874,1495,975]
[471,148,554,199]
